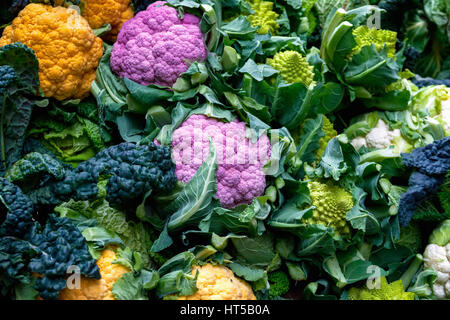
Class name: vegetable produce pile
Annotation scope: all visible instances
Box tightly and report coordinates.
[0,0,449,301]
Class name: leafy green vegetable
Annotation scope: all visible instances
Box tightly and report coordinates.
[0,43,41,174]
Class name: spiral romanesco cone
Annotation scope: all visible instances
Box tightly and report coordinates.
[267,50,315,86]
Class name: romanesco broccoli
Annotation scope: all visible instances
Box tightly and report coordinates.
[316,115,337,160]
[247,0,279,35]
[350,26,397,59]
[305,181,354,235]
[267,51,315,86]
[348,276,415,300]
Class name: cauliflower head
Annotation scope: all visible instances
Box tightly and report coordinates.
[0,3,104,101]
[350,119,403,151]
[171,114,271,208]
[267,50,315,86]
[423,243,450,299]
[81,0,134,41]
[247,0,279,35]
[306,181,354,235]
[110,1,208,87]
[424,220,450,299]
[57,247,130,300]
[177,264,256,300]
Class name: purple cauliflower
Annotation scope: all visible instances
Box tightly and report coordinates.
[110,1,208,87]
[171,114,272,208]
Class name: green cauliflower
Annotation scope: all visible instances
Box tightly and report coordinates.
[348,276,415,300]
[246,0,280,35]
[305,180,354,235]
[267,50,315,86]
[349,26,397,59]
[316,115,337,160]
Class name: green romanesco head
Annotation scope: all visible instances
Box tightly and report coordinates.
[267,51,315,86]
[348,276,415,300]
[247,0,280,35]
[350,26,397,59]
[316,115,337,160]
[306,181,354,235]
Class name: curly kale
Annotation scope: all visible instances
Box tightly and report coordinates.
[0,178,100,300]
[403,45,421,71]
[26,214,100,299]
[401,137,450,176]
[0,178,34,237]
[6,142,177,208]
[399,137,450,226]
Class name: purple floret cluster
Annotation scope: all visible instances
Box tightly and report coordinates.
[171,114,272,208]
[110,1,208,87]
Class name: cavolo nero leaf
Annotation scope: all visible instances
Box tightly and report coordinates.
[0,43,40,173]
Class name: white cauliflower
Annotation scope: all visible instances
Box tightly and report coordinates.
[423,243,450,299]
[350,119,401,150]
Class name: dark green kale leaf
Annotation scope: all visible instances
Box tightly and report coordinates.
[0,178,100,300]
[399,137,450,226]
[0,43,40,174]
[0,177,34,237]
[6,142,177,208]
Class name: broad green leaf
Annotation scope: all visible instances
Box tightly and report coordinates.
[167,141,218,231]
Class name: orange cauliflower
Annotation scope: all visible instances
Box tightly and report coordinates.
[57,247,130,300]
[0,3,104,101]
[81,0,134,41]
[177,264,256,300]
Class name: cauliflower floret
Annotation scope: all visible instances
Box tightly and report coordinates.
[350,136,368,150]
[351,119,401,150]
[81,0,134,41]
[0,3,104,101]
[423,243,450,299]
[171,114,271,208]
[110,1,207,87]
[177,264,256,300]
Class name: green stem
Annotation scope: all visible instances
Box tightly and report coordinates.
[400,254,424,290]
